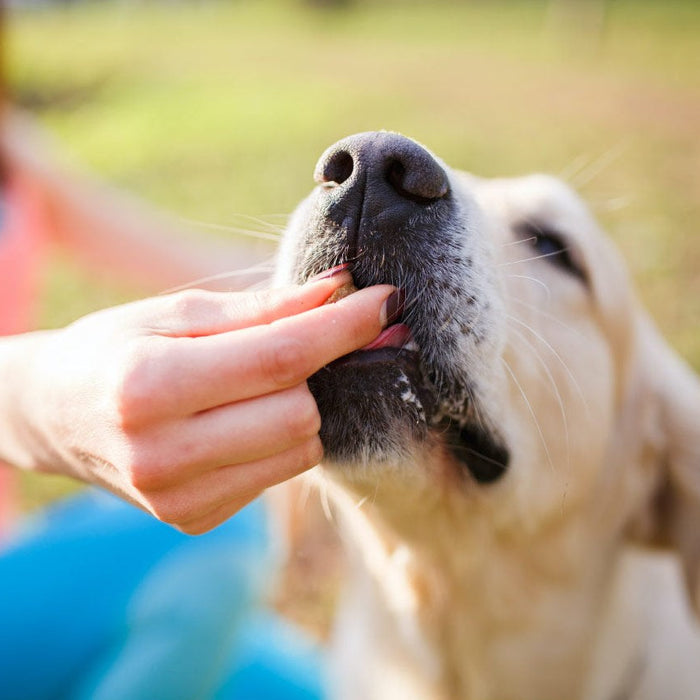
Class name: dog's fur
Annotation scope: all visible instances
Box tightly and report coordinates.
[274,133,700,700]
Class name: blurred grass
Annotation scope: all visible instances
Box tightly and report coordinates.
[5,0,699,510]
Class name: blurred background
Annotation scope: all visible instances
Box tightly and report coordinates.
[5,0,698,522]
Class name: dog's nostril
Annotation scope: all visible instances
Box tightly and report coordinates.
[314,132,450,209]
[386,157,449,204]
[386,161,409,197]
[316,150,354,187]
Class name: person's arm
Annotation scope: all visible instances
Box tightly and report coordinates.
[0,273,397,534]
[1,109,271,292]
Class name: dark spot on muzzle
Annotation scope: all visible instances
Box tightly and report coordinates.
[441,419,510,484]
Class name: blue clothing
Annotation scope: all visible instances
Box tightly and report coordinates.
[0,491,324,700]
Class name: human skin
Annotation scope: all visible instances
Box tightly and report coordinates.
[0,272,396,534]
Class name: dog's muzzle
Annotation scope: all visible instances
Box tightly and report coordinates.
[286,131,510,482]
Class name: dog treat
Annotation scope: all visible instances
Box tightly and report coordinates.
[326,280,358,304]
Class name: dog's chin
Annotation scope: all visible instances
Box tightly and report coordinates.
[309,343,510,487]
[308,345,438,469]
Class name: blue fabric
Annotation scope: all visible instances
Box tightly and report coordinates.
[0,490,325,700]
[213,614,324,700]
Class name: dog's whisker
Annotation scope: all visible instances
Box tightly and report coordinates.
[506,314,591,419]
[182,217,284,241]
[569,139,631,190]
[370,481,380,507]
[508,325,571,473]
[318,473,335,524]
[509,297,586,341]
[498,248,575,268]
[213,211,289,233]
[558,153,593,184]
[159,261,275,295]
[505,274,552,302]
[440,439,508,474]
[355,495,369,509]
[499,236,537,248]
[467,384,490,436]
[234,212,290,231]
[589,194,635,213]
[500,357,556,473]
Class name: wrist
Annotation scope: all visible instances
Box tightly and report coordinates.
[0,330,65,473]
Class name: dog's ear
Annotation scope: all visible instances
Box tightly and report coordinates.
[642,319,700,612]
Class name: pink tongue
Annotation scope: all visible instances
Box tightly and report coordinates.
[362,323,412,351]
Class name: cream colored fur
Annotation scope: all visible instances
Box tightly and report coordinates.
[276,172,700,700]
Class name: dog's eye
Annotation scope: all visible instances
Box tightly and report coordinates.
[516,222,587,284]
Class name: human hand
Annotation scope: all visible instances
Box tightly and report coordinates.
[2,272,396,533]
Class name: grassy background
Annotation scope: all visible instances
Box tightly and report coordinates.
[6,0,700,509]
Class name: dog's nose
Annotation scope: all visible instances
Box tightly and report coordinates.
[313,132,449,228]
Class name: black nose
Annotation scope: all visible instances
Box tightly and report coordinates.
[313,132,449,230]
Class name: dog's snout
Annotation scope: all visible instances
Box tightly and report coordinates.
[314,132,449,214]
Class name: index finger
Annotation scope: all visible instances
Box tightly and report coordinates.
[133,271,355,338]
[152,284,397,416]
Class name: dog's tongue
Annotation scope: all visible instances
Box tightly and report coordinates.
[361,323,413,351]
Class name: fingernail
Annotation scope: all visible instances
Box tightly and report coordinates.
[380,289,405,328]
[307,263,350,283]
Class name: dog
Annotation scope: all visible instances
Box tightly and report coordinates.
[274,132,700,700]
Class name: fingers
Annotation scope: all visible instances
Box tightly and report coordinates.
[42,271,395,535]
[125,283,396,420]
[112,382,322,532]
[137,437,323,535]
[176,496,261,536]
[136,271,353,338]
[203,283,397,397]
[124,383,321,488]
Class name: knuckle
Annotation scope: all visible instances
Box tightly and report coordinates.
[128,463,166,492]
[284,391,322,439]
[304,436,324,468]
[112,340,158,429]
[147,493,189,527]
[281,438,323,478]
[247,291,270,319]
[262,336,309,387]
[121,442,175,492]
[168,289,212,322]
[125,456,168,493]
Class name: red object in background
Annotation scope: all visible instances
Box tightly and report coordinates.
[0,172,50,537]
[0,172,48,335]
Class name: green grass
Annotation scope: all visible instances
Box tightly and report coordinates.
[6,0,700,509]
